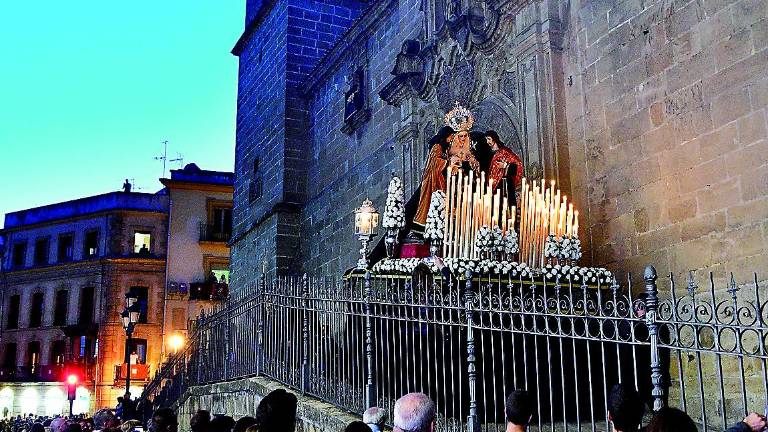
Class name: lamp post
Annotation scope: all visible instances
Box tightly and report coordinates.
[120,293,140,400]
[354,198,379,270]
[169,333,185,355]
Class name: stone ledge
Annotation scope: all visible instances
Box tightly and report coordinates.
[176,376,360,432]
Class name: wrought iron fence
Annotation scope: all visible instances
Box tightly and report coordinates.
[142,266,768,432]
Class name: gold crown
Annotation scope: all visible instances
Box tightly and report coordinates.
[443,102,474,132]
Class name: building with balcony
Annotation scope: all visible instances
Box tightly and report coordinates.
[0,163,233,416]
[159,163,233,357]
[0,190,168,415]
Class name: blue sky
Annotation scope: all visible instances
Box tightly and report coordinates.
[0,1,244,227]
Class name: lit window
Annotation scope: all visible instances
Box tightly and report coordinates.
[79,336,87,358]
[84,230,99,257]
[133,232,151,254]
[212,270,230,284]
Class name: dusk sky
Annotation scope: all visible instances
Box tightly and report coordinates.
[0,1,244,227]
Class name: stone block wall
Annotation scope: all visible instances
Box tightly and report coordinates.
[300,0,421,275]
[562,0,768,284]
[176,376,359,432]
[231,0,365,284]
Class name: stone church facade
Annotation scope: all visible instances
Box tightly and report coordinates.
[230,0,768,288]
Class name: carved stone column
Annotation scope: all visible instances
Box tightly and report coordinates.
[380,40,427,197]
[394,101,422,198]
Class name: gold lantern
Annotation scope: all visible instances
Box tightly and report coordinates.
[354,198,379,269]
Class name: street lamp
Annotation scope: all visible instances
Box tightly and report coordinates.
[121,292,140,400]
[168,333,185,355]
[354,198,379,270]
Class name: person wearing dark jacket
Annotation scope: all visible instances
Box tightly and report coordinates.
[607,384,644,432]
[726,412,767,432]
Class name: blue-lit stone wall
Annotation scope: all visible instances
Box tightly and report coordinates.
[230,0,365,286]
[300,0,422,275]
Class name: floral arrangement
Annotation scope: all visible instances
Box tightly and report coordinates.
[372,257,532,277]
[372,258,432,274]
[382,176,406,230]
[492,226,504,254]
[503,230,519,258]
[371,257,611,284]
[570,237,583,262]
[540,264,613,285]
[559,236,573,262]
[475,225,493,256]
[424,190,446,242]
[544,234,560,259]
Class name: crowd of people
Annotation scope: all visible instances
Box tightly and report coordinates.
[164,384,768,432]
[2,384,765,432]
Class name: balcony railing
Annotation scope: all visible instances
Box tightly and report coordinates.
[0,363,95,382]
[114,363,150,382]
[199,223,231,243]
[189,281,229,301]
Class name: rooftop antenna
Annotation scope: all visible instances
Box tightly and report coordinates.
[154,140,170,178]
[170,152,184,169]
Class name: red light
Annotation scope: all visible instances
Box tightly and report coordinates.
[67,374,78,385]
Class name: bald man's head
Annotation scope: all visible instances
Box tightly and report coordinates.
[393,393,435,432]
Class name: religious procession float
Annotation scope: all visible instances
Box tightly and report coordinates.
[353,103,614,287]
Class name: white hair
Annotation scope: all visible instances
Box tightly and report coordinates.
[393,393,435,432]
[363,407,387,425]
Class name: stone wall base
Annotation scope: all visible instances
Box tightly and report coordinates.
[174,376,360,432]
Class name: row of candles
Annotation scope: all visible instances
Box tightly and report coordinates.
[519,178,579,268]
[442,169,514,259]
[440,171,580,267]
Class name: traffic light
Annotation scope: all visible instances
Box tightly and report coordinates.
[66,374,78,401]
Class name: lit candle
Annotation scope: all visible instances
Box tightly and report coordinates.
[468,171,474,258]
[452,173,458,258]
[480,171,486,226]
[544,184,550,236]
[554,189,561,235]
[469,178,480,258]
[465,176,471,258]
[456,171,464,258]
[502,195,508,233]
[549,180,555,207]
[559,196,567,237]
[549,205,556,235]
[519,194,525,260]
[444,171,451,256]
[566,203,573,237]
[573,210,579,238]
[489,191,496,227]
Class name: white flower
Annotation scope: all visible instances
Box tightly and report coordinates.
[570,237,583,262]
[475,226,493,254]
[424,191,446,242]
[382,176,406,229]
[544,235,560,259]
[492,226,504,253]
[504,230,519,255]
